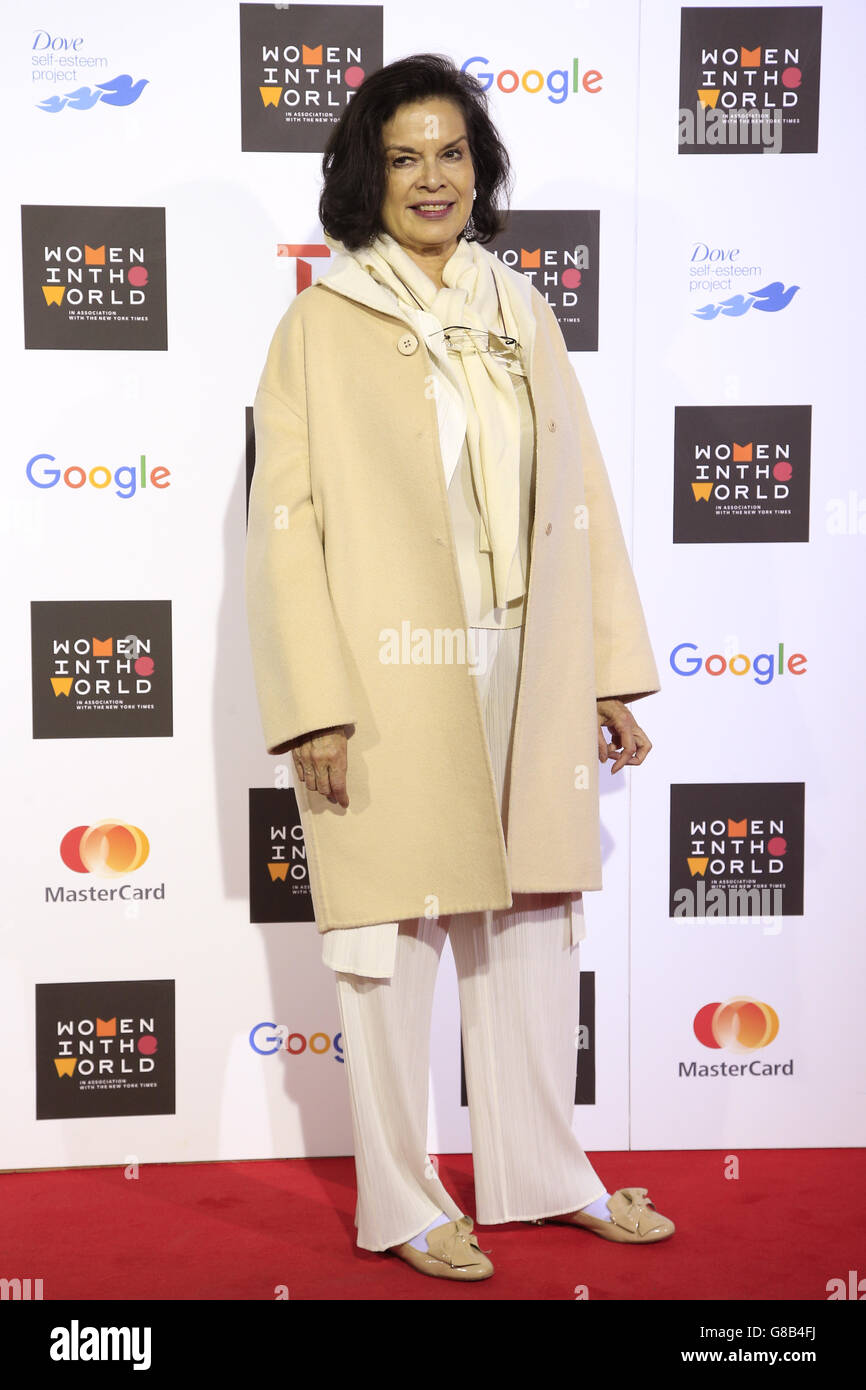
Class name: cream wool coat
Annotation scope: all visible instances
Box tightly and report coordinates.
[245,250,661,933]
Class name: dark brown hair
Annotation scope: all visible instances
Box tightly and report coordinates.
[318,53,512,250]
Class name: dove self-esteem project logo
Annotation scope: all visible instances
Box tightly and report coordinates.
[687,243,799,321]
[30,30,149,113]
[687,242,800,323]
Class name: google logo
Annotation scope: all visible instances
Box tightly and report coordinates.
[461,57,602,105]
[670,641,807,685]
[249,1022,344,1064]
[26,452,170,500]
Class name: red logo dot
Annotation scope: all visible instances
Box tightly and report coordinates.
[60,826,89,873]
[693,1003,723,1048]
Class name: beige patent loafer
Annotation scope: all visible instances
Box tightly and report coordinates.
[387,1215,494,1280]
[539,1187,675,1244]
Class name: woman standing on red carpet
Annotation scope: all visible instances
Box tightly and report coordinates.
[245,53,674,1281]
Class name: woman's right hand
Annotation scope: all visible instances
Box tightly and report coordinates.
[291,726,349,807]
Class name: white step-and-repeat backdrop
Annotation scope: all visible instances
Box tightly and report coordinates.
[3,0,862,1172]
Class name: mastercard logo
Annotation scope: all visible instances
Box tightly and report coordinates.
[693,998,779,1053]
[60,822,150,877]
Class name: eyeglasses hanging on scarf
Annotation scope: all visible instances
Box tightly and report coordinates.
[385,262,526,376]
[428,327,525,377]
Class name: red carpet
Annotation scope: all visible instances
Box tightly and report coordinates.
[1,1149,863,1301]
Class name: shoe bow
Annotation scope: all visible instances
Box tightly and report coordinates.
[425,1215,492,1268]
[608,1187,668,1236]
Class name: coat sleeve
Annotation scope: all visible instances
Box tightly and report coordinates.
[245,296,356,754]
[536,292,661,705]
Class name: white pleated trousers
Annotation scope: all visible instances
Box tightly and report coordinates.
[328,624,607,1252]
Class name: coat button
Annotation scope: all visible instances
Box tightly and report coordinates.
[547,419,557,432]
[545,522,552,535]
[397,333,419,355]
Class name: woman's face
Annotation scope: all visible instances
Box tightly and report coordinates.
[379,97,475,257]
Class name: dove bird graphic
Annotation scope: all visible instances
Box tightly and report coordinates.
[693,282,800,319]
[749,281,800,311]
[37,74,149,112]
[96,75,149,106]
[66,87,103,111]
[36,95,68,113]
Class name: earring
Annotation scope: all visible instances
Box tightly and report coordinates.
[463,187,478,240]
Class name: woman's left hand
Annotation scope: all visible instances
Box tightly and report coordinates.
[596,698,652,774]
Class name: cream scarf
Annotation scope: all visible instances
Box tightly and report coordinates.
[323,228,533,608]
